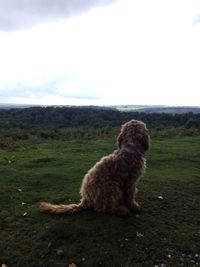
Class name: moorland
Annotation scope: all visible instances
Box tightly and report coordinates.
[0,107,200,267]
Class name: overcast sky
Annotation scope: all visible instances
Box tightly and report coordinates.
[0,0,200,106]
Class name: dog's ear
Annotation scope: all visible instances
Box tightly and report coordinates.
[138,132,150,152]
[117,131,123,148]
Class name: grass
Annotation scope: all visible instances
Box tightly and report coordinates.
[0,135,200,267]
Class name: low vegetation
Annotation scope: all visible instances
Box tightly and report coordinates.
[0,107,200,266]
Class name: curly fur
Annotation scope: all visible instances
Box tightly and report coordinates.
[39,120,150,216]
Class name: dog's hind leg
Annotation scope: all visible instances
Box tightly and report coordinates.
[109,194,131,216]
[112,205,131,216]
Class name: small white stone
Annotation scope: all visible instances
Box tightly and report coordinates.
[56,249,64,256]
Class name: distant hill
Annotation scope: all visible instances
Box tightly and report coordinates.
[0,106,200,129]
[113,105,200,114]
[0,103,200,114]
[0,103,38,109]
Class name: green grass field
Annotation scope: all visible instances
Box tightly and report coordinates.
[0,135,200,267]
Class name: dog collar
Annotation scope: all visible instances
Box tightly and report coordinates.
[118,144,145,157]
[117,145,144,177]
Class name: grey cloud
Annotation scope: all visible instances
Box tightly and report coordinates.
[0,0,118,31]
[0,76,103,100]
[0,77,63,97]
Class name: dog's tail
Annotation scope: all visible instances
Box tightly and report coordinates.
[39,201,87,215]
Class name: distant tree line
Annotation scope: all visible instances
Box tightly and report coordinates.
[0,106,199,129]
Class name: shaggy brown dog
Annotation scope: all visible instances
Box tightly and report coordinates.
[39,120,150,216]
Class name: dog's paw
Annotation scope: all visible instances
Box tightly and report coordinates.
[130,202,141,213]
[114,206,131,216]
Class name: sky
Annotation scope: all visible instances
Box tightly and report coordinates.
[0,0,200,106]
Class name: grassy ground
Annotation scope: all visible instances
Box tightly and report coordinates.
[0,135,200,267]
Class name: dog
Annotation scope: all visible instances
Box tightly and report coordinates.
[39,120,150,216]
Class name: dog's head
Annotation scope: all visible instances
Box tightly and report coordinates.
[117,120,150,153]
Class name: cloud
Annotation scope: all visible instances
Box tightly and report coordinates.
[0,0,199,106]
[193,14,200,25]
[0,75,104,102]
[0,0,118,31]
